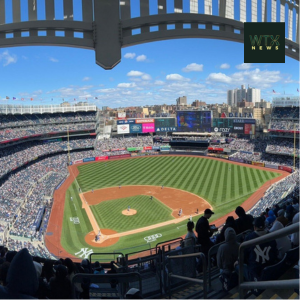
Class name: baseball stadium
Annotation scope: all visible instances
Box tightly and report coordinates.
[0,0,299,299]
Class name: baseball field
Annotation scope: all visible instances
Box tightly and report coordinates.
[46,155,287,260]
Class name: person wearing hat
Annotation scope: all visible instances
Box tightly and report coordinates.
[49,264,72,299]
[195,208,218,257]
[234,206,254,235]
[276,209,289,227]
[235,216,278,282]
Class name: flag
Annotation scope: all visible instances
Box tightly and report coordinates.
[13,97,16,100]
[6,96,9,99]
[272,90,276,93]
[21,98,24,101]
[74,98,76,101]
[94,97,98,100]
[297,88,299,92]
[30,98,33,101]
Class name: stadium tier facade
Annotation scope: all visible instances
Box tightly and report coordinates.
[0,0,298,69]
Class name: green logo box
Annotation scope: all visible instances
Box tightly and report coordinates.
[244,22,285,63]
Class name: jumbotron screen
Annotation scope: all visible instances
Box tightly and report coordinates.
[176,111,212,132]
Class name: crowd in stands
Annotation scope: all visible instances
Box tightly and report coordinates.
[0,123,95,142]
[226,138,267,152]
[95,136,153,151]
[0,138,95,178]
[269,120,299,131]
[271,107,299,119]
[266,139,300,156]
[0,112,96,128]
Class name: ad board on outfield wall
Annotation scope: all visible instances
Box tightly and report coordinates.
[278,166,293,173]
[95,156,108,161]
[252,161,265,167]
[229,157,245,163]
[130,123,143,133]
[83,157,95,162]
[142,123,155,133]
[108,154,131,159]
[73,159,83,164]
[117,124,130,134]
[265,163,279,169]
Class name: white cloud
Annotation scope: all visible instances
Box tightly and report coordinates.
[0,50,17,66]
[154,80,165,85]
[49,57,59,63]
[141,74,152,80]
[236,63,252,70]
[166,74,190,81]
[124,53,136,59]
[220,63,230,69]
[182,63,203,72]
[82,77,91,81]
[117,82,136,88]
[206,73,232,84]
[127,70,143,76]
[136,55,147,62]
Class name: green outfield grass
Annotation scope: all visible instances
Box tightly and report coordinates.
[61,156,280,258]
[90,195,174,232]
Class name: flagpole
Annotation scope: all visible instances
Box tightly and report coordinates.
[294,122,296,172]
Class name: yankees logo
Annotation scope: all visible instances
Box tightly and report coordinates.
[254,245,271,263]
[75,248,93,258]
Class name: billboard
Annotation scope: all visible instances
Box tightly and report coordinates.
[136,118,155,124]
[213,118,256,135]
[154,118,176,128]
[142,123,155,133]
[118,112,126,119]
[156,127,177,132]
[177,111,212,132]
[117,119,135,124]
[117,124,130,134]
[233,125,244,133]
[130,123,143,133]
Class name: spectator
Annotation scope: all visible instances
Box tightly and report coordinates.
[0,248,39,299]
[184,221,197,247]
[41,259,54,283]
[0,262,10,286]
[195,208,217,257]
[64,258,76,283]
[292,198,299,212]
[291,213,299,247]
[236,217,278,282]
[216,216,237,244]
[49,265,72,299]
[93,261,105,275]
[217,228,240,274]
[285,205,296,223]
[276,209,289,227]
[234,206,254,235]
[265,210,276,228]
[269,220,292,259]
[79,259,91,274]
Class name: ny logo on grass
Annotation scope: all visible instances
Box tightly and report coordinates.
[75,248,93,258]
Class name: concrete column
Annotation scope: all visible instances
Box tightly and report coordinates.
[240,0,246,22]
[252,0,257,22]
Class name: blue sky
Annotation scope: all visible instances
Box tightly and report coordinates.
[0,0,299,108]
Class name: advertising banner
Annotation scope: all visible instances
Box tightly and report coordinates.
[232,119,256,124]
[127,147,137,152]
[144,146,152,150]
[118,112,126,119]
[155,126,177,132]
[33,206,45,230]
[213,127,232,133]
[117,124,130,134]
[55,179,66,190]
[208,147,224,152]
[240,151,253,154]
[135,118,154,124]
[152,146,160,150]
[102,150,110,152]
[117,120,135,125]
[95,156,108,161]
[73,159,83,164]
[83,157,95,163]
[278,166,293,173]
[142,123,155,133]
[108,154,131,159]
[268,129,300,134]
[233,125,244,134]
[265,163,279,169]
[130,123,143,133]
[160,146,171,150]
[244,123,252,135]
[229,157,245,163]
[252,161,265,167]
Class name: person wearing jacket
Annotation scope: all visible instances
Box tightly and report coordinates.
[217,228,240,274]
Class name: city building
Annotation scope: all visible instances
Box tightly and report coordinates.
[176,96,187,106]
[227,85,261,106]
[191,100,207,107]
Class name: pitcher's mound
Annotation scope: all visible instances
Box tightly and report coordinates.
[122,209,137,216]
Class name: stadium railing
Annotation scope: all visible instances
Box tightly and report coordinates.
[238,222,299,298]
[71,272,142,299]
[156,237,183,253]
[167,252,207,299]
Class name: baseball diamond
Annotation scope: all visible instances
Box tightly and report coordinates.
[45,155,287,260]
